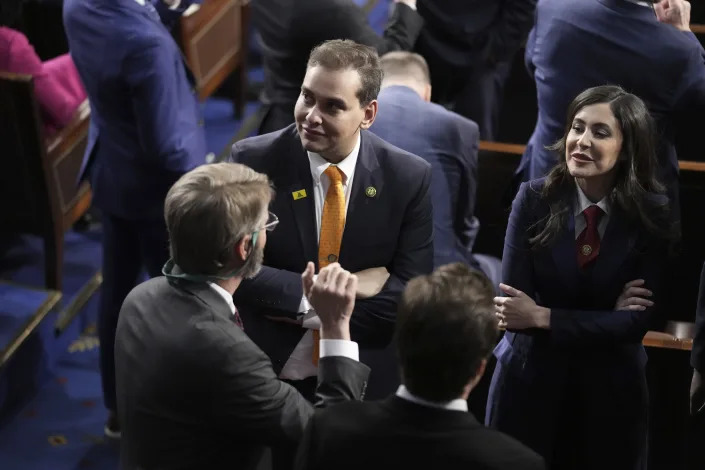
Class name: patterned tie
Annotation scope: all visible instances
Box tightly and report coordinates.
[576,205,604,269]
[232,306,244,331]
[312,166,346,364]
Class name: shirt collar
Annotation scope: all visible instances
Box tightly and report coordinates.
[207,282,236,315]
[308,133,361,185]
[134,0,146,5]
[395,385,468,412]
[575,184,610,217]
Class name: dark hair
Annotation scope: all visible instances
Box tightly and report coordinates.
[531,85,674,248]
[396,263,498,402]
[0,0,23,27]
[307,39,382,106]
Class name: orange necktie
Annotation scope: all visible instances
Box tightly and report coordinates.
[312,166,346,364]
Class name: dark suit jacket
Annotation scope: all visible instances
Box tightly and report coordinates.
[115,276,370,470]
[486,180,669,468]
[63,0,207,220]
[294,396,545,470]
[230,125,433,371]
[252,0,423,109]
[693,262,705,374]
[416,0,537,67]
[521,0,705,180]
[370,85,481,269]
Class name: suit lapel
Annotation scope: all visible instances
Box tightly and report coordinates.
[285,134,319,269]
[339,131,384,265]
[551,211,580,293]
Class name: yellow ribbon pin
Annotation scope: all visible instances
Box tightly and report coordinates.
[292,189,307,200]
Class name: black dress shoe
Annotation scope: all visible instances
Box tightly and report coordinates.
[104,411,121,439]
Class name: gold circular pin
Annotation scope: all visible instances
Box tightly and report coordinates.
[327,254,337,262]
[581,244,592,256]
[365,186,377,198]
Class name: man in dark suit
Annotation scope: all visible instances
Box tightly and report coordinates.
[519,0,705,195]
[691,261,705,467]
[370,51,501,287]
[294,263,545,470]
[115,162,370,470]
[414,0,537,140]
[63,0,209,436]
[252,0,423,134]
[230,40,433,400]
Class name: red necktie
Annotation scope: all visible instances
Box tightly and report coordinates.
[576,205,604,269]
[232,306,244,330]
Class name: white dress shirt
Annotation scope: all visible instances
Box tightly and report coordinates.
[574,185,610,240]
[207,282,359,365]
[395,385,468,412]
[622,0,652,8]
[134,0,182,10]
[279,134,362,380]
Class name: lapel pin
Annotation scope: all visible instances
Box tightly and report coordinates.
[365,186,377,198]
[581,244,592,256]
[292,189,307,200]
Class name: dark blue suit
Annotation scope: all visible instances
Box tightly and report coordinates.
[370,86,485,270]
[230,125,433,373]
[64,0,208,411]
[521,0,705,185]
[693,262,705,376]
[486,180,668,469]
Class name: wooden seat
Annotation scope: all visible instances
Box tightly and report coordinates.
[0,71,92,292]
[177,0,250,118]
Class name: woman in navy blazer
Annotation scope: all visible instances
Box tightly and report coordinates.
[486,86,675,470]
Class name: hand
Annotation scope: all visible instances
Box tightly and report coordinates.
[394,0,417,10]
[302,262,357,340]
[655,0,691,32]
[494,283,551,330]
[354,266,390,299]
[691,370,705,416]
[614,279,654,311]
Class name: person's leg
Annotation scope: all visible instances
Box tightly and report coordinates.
[99,214,142,436]
[138,218,171,278]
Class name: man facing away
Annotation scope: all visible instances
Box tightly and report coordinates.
[370,51,502,289]
[63,0,209,436]
[230,40,433,400]
[114,163,369,470]
[294,263,545,470]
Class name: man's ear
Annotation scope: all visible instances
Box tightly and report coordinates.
[424,84,432,103]
[235,235,251,262]
[360,99,378,130]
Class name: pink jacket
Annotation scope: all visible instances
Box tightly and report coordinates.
[0,26,87,136]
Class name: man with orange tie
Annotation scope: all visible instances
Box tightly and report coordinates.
[230,39,433,400]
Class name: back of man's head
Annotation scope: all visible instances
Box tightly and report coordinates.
[164,162,273,278]
[396,263,498,402]
[307,39,382,106]
[380,51,430,87]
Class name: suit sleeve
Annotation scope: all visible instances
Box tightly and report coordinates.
[673,33,705,116]
[692,262,705,373]
[330,3,424,56]
[502,182,538,302]
[349,164,434,347]
[212,332,368,445]
[524,25,537,79]
[483,0,537,64]
[124,39,202,174]
[433,119,480,267]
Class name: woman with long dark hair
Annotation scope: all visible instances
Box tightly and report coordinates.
[486,85,674,470]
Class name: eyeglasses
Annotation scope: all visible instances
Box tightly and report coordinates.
[262,211,279,232]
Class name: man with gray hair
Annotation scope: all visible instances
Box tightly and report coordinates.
[114,162,370,470]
